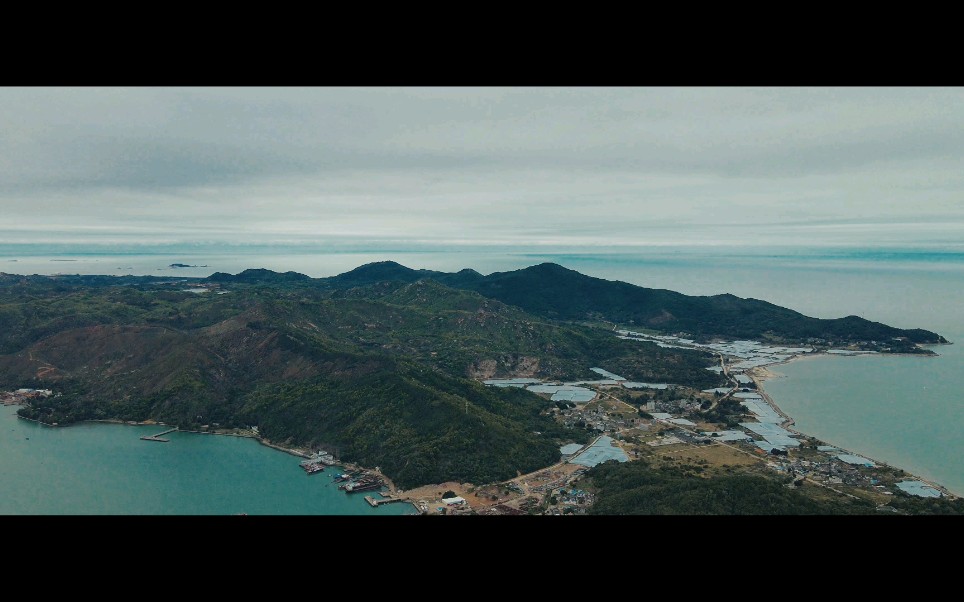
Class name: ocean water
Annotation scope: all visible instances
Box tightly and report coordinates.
[0,406,415,515]
[763,341,964,496]
[1,244,962,506]
[0,249,548,280]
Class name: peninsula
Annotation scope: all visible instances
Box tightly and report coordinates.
[1,262,957,514]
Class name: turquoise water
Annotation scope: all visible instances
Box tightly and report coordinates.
[0,406,415,515]
[2,245,962,507]
[763,337,964,496]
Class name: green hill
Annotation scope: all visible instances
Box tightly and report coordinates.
[0,275,714,488]
[215,260,945,346]
[585,460,875,515]
[0,261,947,489]
[434,262,946,346]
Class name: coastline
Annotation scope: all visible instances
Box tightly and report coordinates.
[747,352,957,499]
[10,344,953,510]
[100,418,407,499]
[15,413,58,428]
[7,407,420,514]
[251,439,415,512]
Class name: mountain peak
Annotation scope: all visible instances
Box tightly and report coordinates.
[527,262,579,274]
[329,261,443,287]
[336,261,418,280]
[344,260,413,274]
[207,268,310,283]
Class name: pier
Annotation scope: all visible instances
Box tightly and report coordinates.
[364,495,405,507]
[140,427,178,443]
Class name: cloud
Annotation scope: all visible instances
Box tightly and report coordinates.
[1,87,962,249]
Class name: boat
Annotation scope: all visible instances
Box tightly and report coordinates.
[333,470,359,482]
[343,477,384,493]
[304,464,325,475]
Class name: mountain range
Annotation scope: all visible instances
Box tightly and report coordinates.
[0,262,945,488]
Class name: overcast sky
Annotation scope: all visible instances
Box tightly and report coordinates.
[2,87,962,249]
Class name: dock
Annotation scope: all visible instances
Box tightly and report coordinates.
[365,495,405,507]
[140,427,178,443]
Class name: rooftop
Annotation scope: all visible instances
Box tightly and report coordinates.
[836,454,877,467]
[739,400,783,424]
[560,443,584,455]
[623,382,669,389]
[550,389,596,403]
[569,436,629,467]
[896,480,942,498]
[590,367,626,381]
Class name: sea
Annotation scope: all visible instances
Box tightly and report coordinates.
[1,244,962,508]
[0,406,415,515]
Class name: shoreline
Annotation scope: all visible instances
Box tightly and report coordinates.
[15,413,58,428]
[250,439,415,512]
[10,343,953,510]
[92,418,406,497]
[746,351,958,499]
[6,407,419,513]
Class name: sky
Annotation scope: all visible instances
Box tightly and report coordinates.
[2,87,962,251]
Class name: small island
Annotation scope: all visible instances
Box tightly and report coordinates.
[169,263,208,268]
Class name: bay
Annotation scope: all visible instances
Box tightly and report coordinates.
[0,406,415,515]
[762,337,964,496]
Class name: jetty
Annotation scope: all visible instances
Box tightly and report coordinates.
[340,471,386,494]
[140,427,178,443]
[364,495,405,507]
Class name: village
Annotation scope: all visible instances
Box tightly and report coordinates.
[3,332,949,516]
[1,388,53,406]
[393,331,950,515]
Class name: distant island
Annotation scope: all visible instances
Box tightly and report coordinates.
[169,263,208,268]
[0,262,958,514]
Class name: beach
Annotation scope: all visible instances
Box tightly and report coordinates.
[747,352,957,498]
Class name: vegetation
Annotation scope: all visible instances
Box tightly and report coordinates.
[585,459,876,515]
[701,396,747,427]
[238,363,574,489]
[0,261,947,490]
[0,272,641,488]
[885,491,964,515]
[436,262,947,346]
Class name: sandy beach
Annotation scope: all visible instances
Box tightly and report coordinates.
[746,353,956,498]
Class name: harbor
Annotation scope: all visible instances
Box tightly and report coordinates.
[338,473,385,493]
[292,455,421,512]
[364,494,406,507]
[299,450,337,475]
[0,404,417,515]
